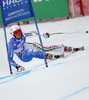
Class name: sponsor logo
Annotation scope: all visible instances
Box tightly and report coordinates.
[2,0,22,7]
[8,9,24,16]
[2,0,28,10]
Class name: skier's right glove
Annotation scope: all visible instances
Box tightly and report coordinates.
[43,33,50,39]
[16,65,25,72]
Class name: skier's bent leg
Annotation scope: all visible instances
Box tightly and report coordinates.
[31,42,64,53]
[32,51,63,60]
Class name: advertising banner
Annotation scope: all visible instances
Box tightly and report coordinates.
[0,0,33,25]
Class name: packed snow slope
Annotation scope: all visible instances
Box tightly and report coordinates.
[0,16,89,100]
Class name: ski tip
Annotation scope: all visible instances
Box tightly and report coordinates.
[82,46,84,50]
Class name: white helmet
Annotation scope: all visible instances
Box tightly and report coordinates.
[10,25,21,36]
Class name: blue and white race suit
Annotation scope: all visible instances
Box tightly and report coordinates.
[9,31,64,68]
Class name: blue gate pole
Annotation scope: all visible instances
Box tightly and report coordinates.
[3,24,13,76]
[0,4,13,76]
[33,18,48,68]
[29,0,48,67]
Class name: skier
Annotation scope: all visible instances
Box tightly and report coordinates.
[9,25,84,72]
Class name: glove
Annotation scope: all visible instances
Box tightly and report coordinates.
[43,33,50,39]
[16,65,25,72]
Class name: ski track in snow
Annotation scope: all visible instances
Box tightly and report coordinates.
[0,52,89,99]
[60,86,89,100]
[0,16,89,100]
[0,50,88,82]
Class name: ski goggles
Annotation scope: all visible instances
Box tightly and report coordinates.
[13,29,22,36]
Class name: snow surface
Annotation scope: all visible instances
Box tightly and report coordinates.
[0,16,89,100]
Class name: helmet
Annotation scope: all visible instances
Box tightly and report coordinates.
[10,25,22,36]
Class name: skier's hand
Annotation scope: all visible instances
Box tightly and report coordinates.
[16,65,25,72]
[43,33,50,39]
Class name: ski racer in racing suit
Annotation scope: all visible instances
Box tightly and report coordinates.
[9,25,84,72]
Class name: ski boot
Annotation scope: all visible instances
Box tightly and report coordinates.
[46,53,64,60]
[64,45,84,53]
[73,46,84,52]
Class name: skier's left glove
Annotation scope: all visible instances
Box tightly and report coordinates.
[16,65,25,72]
[43,33,50,39]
